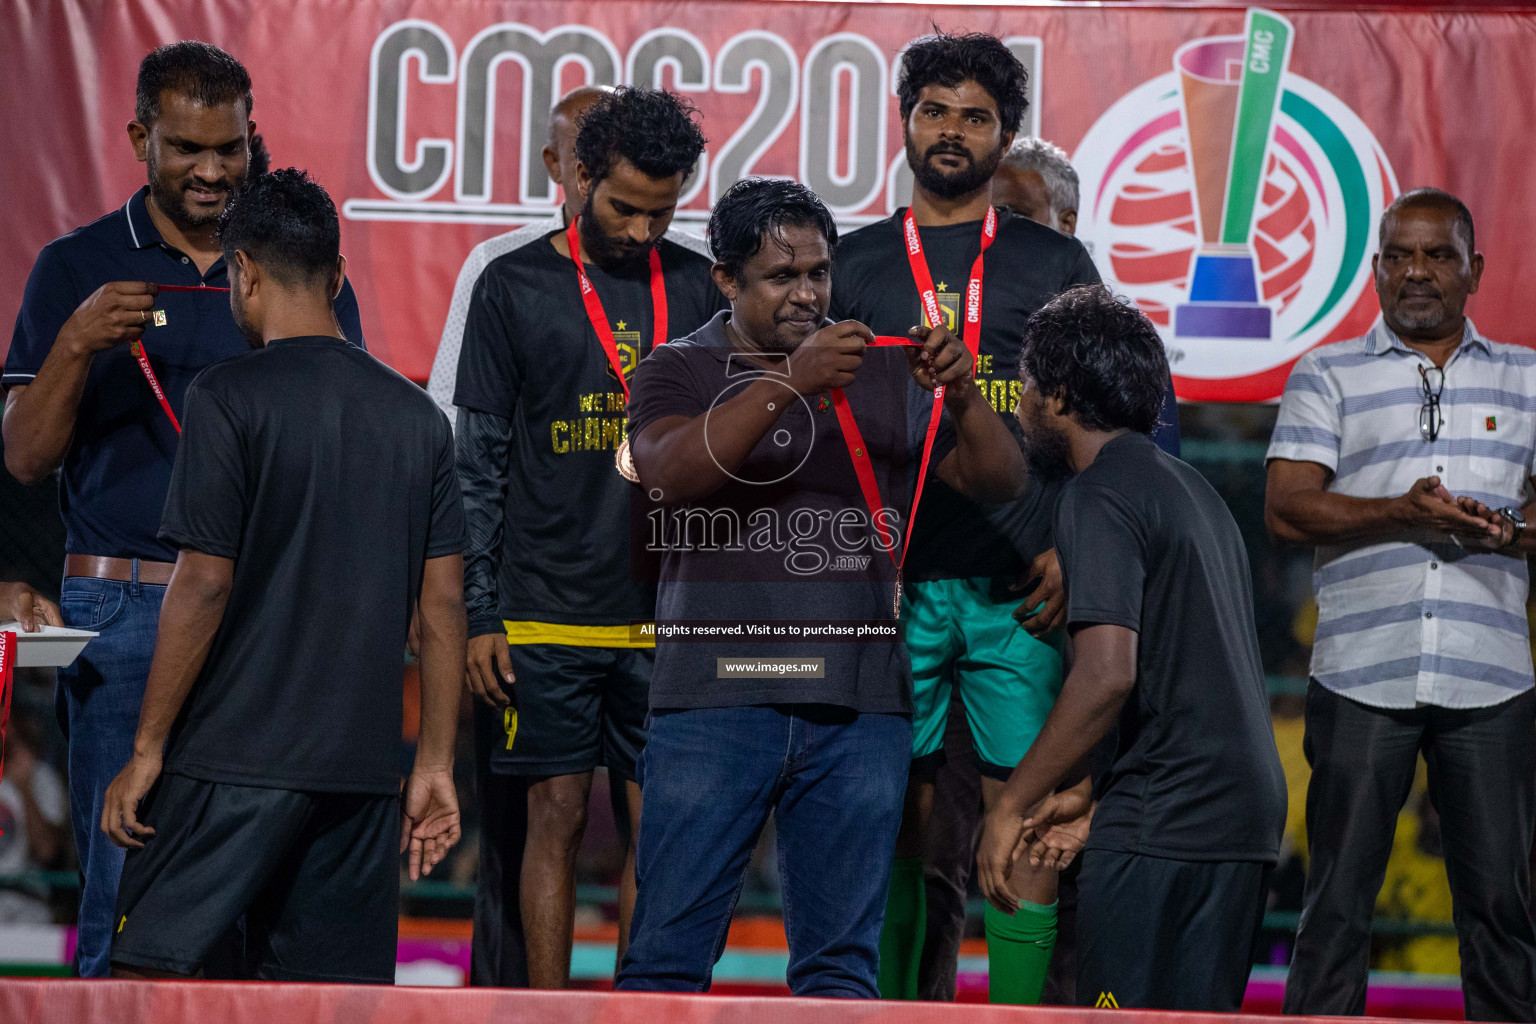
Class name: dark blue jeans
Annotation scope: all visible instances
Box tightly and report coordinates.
[616,704,910,998]
[56,570,165,977]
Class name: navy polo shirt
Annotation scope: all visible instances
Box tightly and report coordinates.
[3,187,367,562]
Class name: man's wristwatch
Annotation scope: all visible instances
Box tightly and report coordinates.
[1496,506,1526,548]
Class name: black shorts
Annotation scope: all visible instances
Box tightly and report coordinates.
[111,773,399,983]
[1075,849,1269,1011]
[489,643,651,780]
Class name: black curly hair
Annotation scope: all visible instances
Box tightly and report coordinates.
[136,41,253,127]
[709,177,838,280]
[1018,285,1168,435]
[574,87,707,185]
[219,168,339,285]
[897,31,1029,133]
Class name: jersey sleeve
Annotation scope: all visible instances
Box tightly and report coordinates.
[1055,481,1146,633]
[4,245,82,387]
[453,268,522,420]
[425,412,467,559]
[455,407,513,638]
[159,380,247,559]
[828,255,865,323]
[1063,236,1102,290]
[1266,351,1342,472]
[427,243,490,424]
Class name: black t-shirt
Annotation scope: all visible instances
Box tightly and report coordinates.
[627,311,954,713]
[1055,432,1286,862]
[453,232,727,626]
[830,208,1100,581]
[159,336,465,794]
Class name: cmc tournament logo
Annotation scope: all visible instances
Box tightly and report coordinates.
[1074,9,1398,401]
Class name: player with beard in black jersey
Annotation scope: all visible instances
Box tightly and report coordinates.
[453,87,726,988]
[831,32,1179,1004]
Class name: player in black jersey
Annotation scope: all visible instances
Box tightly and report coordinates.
[453,87,725,988]
[831,32,1177,1004]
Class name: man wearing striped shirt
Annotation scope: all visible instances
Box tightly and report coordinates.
[1266,188,1536,1022]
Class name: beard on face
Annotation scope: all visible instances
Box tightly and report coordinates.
[1390,284,1452,333]
[1018,409,1074,481]
[579,192,653,271]
[766,308,823,351]
[147,151,236,231]
[906,134,1005,201]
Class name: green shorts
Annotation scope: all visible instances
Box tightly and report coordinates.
[903,576,1065,776]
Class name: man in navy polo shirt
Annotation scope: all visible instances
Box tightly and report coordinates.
[1,41,363,976]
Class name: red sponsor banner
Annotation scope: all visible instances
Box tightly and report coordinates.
[1,1,1530,401]
[0,978,1464,1022]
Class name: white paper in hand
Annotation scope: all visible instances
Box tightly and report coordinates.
[0,623,98,668]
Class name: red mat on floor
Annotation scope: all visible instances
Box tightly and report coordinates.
[0,980,1449,1024]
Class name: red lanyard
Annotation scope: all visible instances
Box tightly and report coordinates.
[565,218,667,401]
[129,341,181,433]
[902,206,996,358]
[827,209,994,616]
[828,336,951,618]
[130,284,230,434]
[0,631,13,807]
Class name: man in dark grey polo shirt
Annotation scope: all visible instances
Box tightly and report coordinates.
[617,177,1027,997]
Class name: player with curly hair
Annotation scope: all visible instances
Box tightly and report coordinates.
[977,285,1285,1011]
[452,86,726,988]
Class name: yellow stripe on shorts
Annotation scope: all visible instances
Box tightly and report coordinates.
[502,620,654,648]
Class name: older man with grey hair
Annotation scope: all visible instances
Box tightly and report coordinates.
[994,136,1078,235]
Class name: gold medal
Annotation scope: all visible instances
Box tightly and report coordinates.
[616,438,639,483]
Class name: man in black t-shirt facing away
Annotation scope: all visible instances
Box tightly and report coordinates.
[453,87,723,987]
[98,170,467,983]
[616,177,1026,997]
[977,285,1286,1012]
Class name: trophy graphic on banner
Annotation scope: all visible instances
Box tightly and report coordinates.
[1174,9,1294,340]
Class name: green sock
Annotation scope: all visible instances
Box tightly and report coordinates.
[985,899,1058,1005]
[876,855,926,999]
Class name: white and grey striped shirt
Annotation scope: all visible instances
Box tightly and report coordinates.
[426,216,713,426]
[1268,319,1536,709]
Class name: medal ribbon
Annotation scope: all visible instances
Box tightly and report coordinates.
[0,631,14,812]
[129,341,181,433]
[842,208,994,614]
[827,335,955,617]
[902,206,995,358]
[131,284,230,434]
[565,217,667,403]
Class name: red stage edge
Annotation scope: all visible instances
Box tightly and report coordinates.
[0,980,1451,1024]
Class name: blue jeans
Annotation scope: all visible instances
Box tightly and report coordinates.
[616,705,911,997]
[56,570,165,977]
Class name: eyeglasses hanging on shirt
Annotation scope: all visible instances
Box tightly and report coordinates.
[1419,364,1445,442]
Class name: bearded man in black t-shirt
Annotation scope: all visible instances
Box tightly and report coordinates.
[452,87,725,987]
[977,285,1286,1012]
